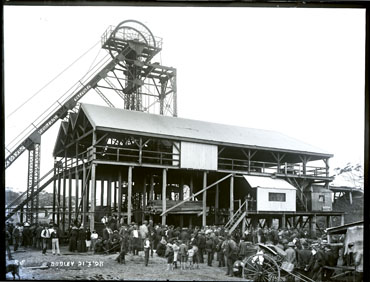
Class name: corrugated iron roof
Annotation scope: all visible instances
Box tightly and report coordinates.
[243,175,296,190]
[81,103,332,156]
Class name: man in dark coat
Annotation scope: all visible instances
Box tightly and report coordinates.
[238,238,249,260]
[23,223,32,248]
[148,220,155,257]
[116,233,129,264]
[6,226,13,260]
[77,227,87,252]
[224,235,238,277]
[36,223,43,250]
[217,236,225,267]
[197,231,206,263]
[68,226,78,252]
[205,234,215,266]
[102,225,113,252]
[13,224,20,252]
[307,244,326,281]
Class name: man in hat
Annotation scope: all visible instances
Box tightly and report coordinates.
[284,241,296,282]
[307,243,326,281]
[205,233,215,266]
[197,230,206,263]
[6,226,13,260]
[50,224,61,255]
[139,221,149,252]
[238,237,249,260]
[131,225,141,255]
[41,225,51,255]
[285,242,296,264]
[13,223,21,252]
[217,236,225,267]
[224,235,238,276]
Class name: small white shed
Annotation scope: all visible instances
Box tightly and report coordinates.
[244,175,296,212]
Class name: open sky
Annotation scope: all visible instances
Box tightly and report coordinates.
[4,5,365,193]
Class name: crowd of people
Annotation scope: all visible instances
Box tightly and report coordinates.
[5,219,363,281]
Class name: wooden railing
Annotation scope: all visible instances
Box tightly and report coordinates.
[218,157,328,178]
[93,145,180,167]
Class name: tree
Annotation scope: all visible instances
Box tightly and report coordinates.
[334,162,364,189]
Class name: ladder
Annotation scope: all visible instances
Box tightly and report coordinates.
[224,200,248,234]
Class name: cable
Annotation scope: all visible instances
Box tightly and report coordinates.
[6,40,100,119]
[87,45,102,73]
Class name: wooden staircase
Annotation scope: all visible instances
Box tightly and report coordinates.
[224,200,248,234]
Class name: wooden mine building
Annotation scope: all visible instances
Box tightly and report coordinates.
[52,103,343,235]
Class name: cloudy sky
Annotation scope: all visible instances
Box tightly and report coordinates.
[4,5,365,192]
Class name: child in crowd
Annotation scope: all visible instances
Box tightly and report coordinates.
[192,244,199,269]
[165,243,174,271]
[187,245,195,270]
[144,236,151,267]
[90,230,98,252]
[179,240,188,270]
[172,240,180,269]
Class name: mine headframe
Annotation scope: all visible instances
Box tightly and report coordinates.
[6,20,177,225]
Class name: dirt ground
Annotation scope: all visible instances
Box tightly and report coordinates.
[6,245,246,281]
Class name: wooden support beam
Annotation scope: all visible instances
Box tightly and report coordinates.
[326,216,331,229]
[180,176,184,201]
[139,137,143,164]
[190,175,194,199]
[215,184,219,224]
[286,217,292,228]
[281,214,286,229]
[55,129,94,156]
[118,170,122,221]
[52,160,57,224]
[162,168,167,225]
[114,180,117,211]
[90,163,96,231]
[230,174,234,219]
[107,179,111,211]
[150,174,154,201]
[68,168,72,229]
[160,173,232,216]
[302,216,310,229]
[127,166,132,224]
[202,171,207,227]
[62,155,67,232]
[323,158,330,177]
[142,176,147,223]
[75,143,79,220]
[82,162,87,228]
[100,180,104,207]
[95,133,108,146]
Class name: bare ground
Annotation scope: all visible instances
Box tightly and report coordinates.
[5,246,245,281]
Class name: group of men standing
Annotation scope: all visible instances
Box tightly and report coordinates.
[5,221,61,258]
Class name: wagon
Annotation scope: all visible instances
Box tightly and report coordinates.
[322,221,363,281]
[241,243,315,282]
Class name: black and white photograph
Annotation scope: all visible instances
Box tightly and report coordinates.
[3,3,366,281]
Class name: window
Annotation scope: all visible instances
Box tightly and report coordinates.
[268,192,286,202]
[318,195,325,203]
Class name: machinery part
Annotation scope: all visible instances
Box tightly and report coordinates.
[242,253,280,282]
